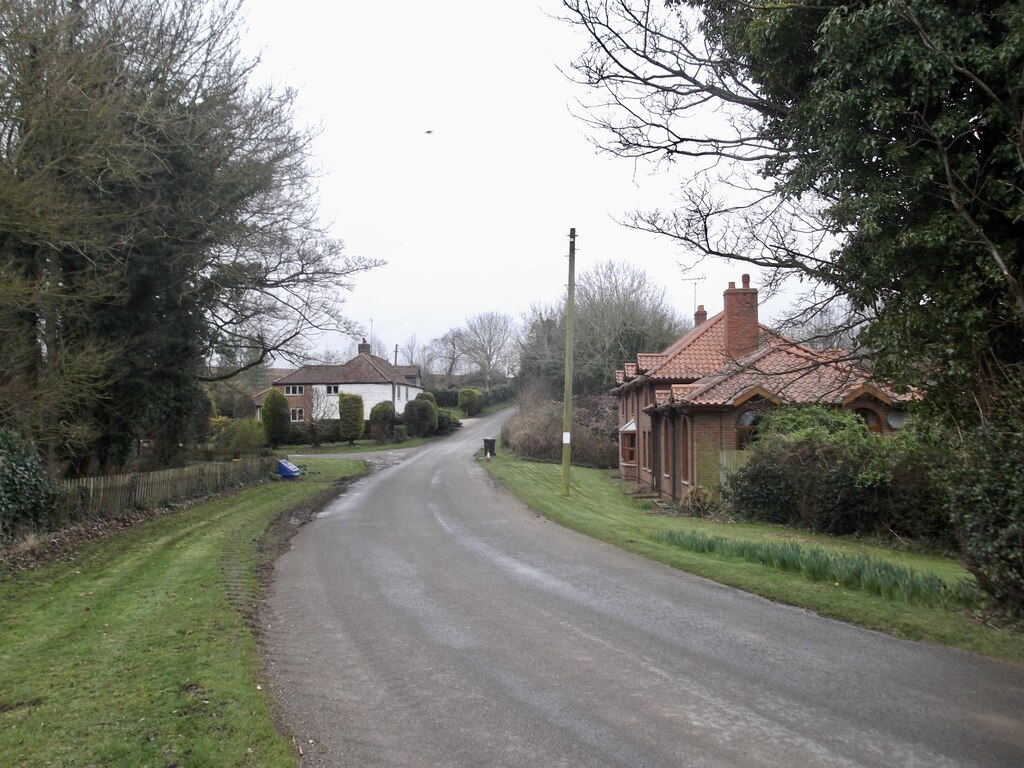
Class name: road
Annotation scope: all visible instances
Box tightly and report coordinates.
[263,412,1024,767]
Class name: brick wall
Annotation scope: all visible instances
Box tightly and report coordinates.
[723,274,759,360]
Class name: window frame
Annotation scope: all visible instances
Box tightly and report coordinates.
[289,407,304,422]
[284,385,304,396]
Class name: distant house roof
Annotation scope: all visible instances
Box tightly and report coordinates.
[274,353,416,387]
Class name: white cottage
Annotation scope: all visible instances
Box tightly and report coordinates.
[258,340,423,423]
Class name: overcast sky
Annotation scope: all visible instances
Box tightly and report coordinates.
[242,1,791,360]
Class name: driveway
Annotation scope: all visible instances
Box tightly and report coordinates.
[264,412,1024,767]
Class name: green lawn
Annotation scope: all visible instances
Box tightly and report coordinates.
[0,458,365,768]
[483,454,1024,664]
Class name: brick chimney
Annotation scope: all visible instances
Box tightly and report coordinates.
[358,337,371,355]
[694,304,707,326]
[723,274,759,360]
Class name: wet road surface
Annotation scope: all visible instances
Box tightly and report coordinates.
[264,412,1024,767]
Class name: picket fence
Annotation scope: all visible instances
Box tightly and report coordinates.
[56,457,278,520]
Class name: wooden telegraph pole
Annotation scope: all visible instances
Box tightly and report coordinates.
[561,228,576,496]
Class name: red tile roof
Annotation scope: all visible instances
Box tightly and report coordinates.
[275,354,406,386]
[673,339,907,407]
[620,309,908,410]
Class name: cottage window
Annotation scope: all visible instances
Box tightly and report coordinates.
[289,408,304,422]
[284,385,304,396]
[736,409,762,450]
[681,417,691,483]
[325,385,339,394]
[663,427,671,478]
[856,407,883,434]
[621,432,636,464]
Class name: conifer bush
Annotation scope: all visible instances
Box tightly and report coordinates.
[458,388,484,417]
[403,398,438,438]
[338,394,364,444]
[369,401,395,443]
[260,389,290,448]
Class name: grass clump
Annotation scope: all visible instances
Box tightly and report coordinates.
[659,530,981,609]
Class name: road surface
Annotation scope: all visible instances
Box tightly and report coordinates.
[263,412,1024,767]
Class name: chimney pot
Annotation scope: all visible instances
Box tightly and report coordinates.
[723,276,759,360]
[694,304,707,326]
[728,281,736,289]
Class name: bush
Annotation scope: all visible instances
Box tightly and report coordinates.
[0,428,58,539]
[369,401,396,442]
[393,424,409,442]
[214,418,266,458]
[500,393,617,468]
[415,391,437,406]
[436,409,462,436]
[338,394,364,443]
[724,406,945,540]
[430,389,459,408]
[260,389,290,447]
[943,425,1024,615]
[458,388,484,416]
[403,398,438,437]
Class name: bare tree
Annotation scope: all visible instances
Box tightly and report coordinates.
[426,329,470,377]
[400,334,421,366]
[306,387,338,447]
[462,312,518,391]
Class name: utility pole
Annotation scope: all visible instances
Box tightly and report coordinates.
[561,228,576,496]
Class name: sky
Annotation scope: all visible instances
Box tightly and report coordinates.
[241,1,792,360]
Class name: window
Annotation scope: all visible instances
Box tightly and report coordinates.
[663,427,671,477]
[736,409,762,450]
[284,385,304,396]
[856,407,883,434]
[621,432,636,464]
[289,408,304,422]
[681,418,691,483]
[325,385,339,394]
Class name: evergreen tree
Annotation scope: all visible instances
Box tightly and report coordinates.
[338,394,364,444]
[261,390,290,448]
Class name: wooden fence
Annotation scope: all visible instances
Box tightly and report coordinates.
[719,449,751,487]
[56,457,278,521]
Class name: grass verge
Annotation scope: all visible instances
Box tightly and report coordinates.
[482,454,1024,664]
[0,458,365,767]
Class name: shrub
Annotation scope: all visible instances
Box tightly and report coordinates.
[943,425,1024,616]
[500,393,617,468]
[724,406,943,539]
[215,418,266,458]
[260,389,290,447]
[369,401,396,442]
[403,398,438,437]
[393,425,409,442]
[415,391,437,406]
[458,388,484,416]
[435,409,462,435]
[724,460,794,525]
[338,394,364,443]
[0,428,58,539]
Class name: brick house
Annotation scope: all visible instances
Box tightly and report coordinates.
[613,275,910,501]
[254,339,423,423]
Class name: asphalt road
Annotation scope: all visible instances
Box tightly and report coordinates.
[263,412,1024,767]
